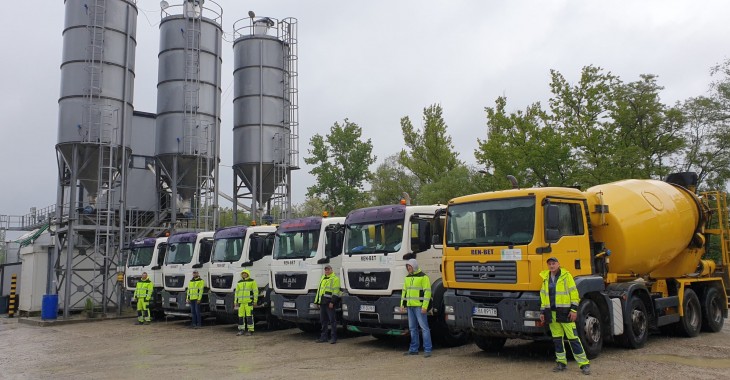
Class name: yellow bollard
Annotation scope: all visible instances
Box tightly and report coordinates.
[8,274,17,318]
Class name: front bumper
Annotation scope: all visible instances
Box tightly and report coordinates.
[271,291,321,324]
[160,290,209,317]
[444,289,548,339]
[341,294,408,335]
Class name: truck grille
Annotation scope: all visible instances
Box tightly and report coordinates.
[347,270,390,290]
[210,274,233,289]
[275,273,307,290]
[127,276,140,288]
[164,275,186,288]
[454,261,517,284]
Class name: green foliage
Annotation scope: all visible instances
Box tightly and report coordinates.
[418,166,496,205]
[678,59,730,190]
[369,155,420,206]
[304,119,376,216]
[399,104,461,185]
[217,207,251,227]
[291,197,328,218]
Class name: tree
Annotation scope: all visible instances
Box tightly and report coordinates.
[677,60,730,190]
[476,97,577,188]
[291,197,327,218]
[419,166,495,205]
[304,119,376,216]
[369,154,420,206]
[399,104,461,185]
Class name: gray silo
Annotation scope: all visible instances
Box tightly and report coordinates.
[232,15,299,223]
[54,0,138,318]
[155,0,222,231]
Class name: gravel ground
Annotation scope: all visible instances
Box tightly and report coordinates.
[1,316,729,380]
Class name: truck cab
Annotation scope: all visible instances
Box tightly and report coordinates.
[161,231,214,317]
[341,204,468,346]
[270,216,346,332]
[125,237,168,317]
[208,225,276,324]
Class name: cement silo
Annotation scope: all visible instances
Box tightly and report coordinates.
[54,0,138,317]
[232,15,299,223]
[156,0,222,231]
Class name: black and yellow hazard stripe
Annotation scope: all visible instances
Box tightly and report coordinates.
[8,274,17,318]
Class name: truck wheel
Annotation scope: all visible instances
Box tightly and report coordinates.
[431,317,470,347]
[619,296,648,349]
[297,322,320,333]
[473,335,506,352]
[678,288,702,337]
[701,287,725,333]
[577,299,603,358]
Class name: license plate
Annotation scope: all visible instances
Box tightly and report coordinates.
[283,301,296,308]
[360,305,375,312]
[215,299,225,305]
[473,307,497,316]
[169,297,176,303]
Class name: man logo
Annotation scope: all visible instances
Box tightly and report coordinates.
[471,265,496,272]
[213,276,227,288]
[283,277,297,288]
[359,275,377,288]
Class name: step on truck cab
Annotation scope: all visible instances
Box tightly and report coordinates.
[441,173,729,358]
[208,225,277,324]
[161,231,215,317]
[125,237,168,318]
[270,216,346,332]
[341,204,469,346]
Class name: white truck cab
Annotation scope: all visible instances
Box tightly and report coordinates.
[208,225,277,324]
[161,231,215,317]
[125,237,168,317]
[340,204,468,346]
[270,216,346,332]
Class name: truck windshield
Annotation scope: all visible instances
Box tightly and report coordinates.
[127,246,154,267]
[165,242,195,264]
[447,197,536,247]
[345,220,404,255]
[211,238,244,263]
[274,230,320,260]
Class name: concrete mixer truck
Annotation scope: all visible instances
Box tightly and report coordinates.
[439,172,729,358]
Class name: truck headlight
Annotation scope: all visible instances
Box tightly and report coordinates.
[342,304,348,311]
[444,305,455,314]
[524,310,542,319]
[309,303,317,309]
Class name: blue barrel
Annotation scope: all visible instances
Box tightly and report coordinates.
[41,294,59,320]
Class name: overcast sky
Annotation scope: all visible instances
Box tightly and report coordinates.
[1,0,729,221]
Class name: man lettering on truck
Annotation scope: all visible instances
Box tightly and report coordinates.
[234,269,258,336]
[314,265,341,344]
[539,257,591,375]
[401,259,432,358]
[132,272,153,325]
[187,270,205,329]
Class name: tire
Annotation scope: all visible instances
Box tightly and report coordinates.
[678,288,702,337]
[576,299,603,358]
[431,314,471,347]
[297,322,320,333]
[473,335,507,352]
[619,296,649,349]
[701,287,724,333]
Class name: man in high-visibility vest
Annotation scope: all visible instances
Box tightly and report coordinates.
[539,257,591,375]
[234,269,258,336]
[132,272,153,325]
[186,270,205,329]
[401,259,432,357]
[314,264,341,344]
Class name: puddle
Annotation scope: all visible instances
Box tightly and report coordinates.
[639,354,730,369]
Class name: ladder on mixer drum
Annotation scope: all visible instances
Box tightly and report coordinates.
[700,191,730,308]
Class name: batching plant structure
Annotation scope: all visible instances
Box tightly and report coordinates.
[155,0,222,232]
[231,14,299,224]
[53,0,138,317]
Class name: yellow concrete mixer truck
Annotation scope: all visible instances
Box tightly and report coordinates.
[439,172,729,358]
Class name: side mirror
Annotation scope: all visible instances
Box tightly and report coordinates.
[191,263,203,269]
[317,257,330,265]
[545,204,560,244]
[241,261,253,267]
[431,234,441,245]
[150,265,161,270]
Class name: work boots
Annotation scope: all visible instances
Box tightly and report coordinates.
[552,363,567,372]
[580,364,591,375]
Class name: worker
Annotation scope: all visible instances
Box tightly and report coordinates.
[132,272,153,325]
[539,257,591,375]
[314,264,341,344]
[401,259,432,357]
[234,269,258,336]
[186,270,205,329]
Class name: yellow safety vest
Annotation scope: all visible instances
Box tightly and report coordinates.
[315,274,341,304]
[134,279,153,301]
[187,277,205,301]
[235,278,258,306]
[401,270,431,309]
[540,269,579,321]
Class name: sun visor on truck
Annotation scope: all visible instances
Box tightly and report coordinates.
[167,232,198,244]
[214,226,248,239]
[346,204,406,224]
[279,217,322,233]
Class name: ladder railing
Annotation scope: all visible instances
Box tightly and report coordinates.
[84,0,107,143]
[182,12,202,156]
